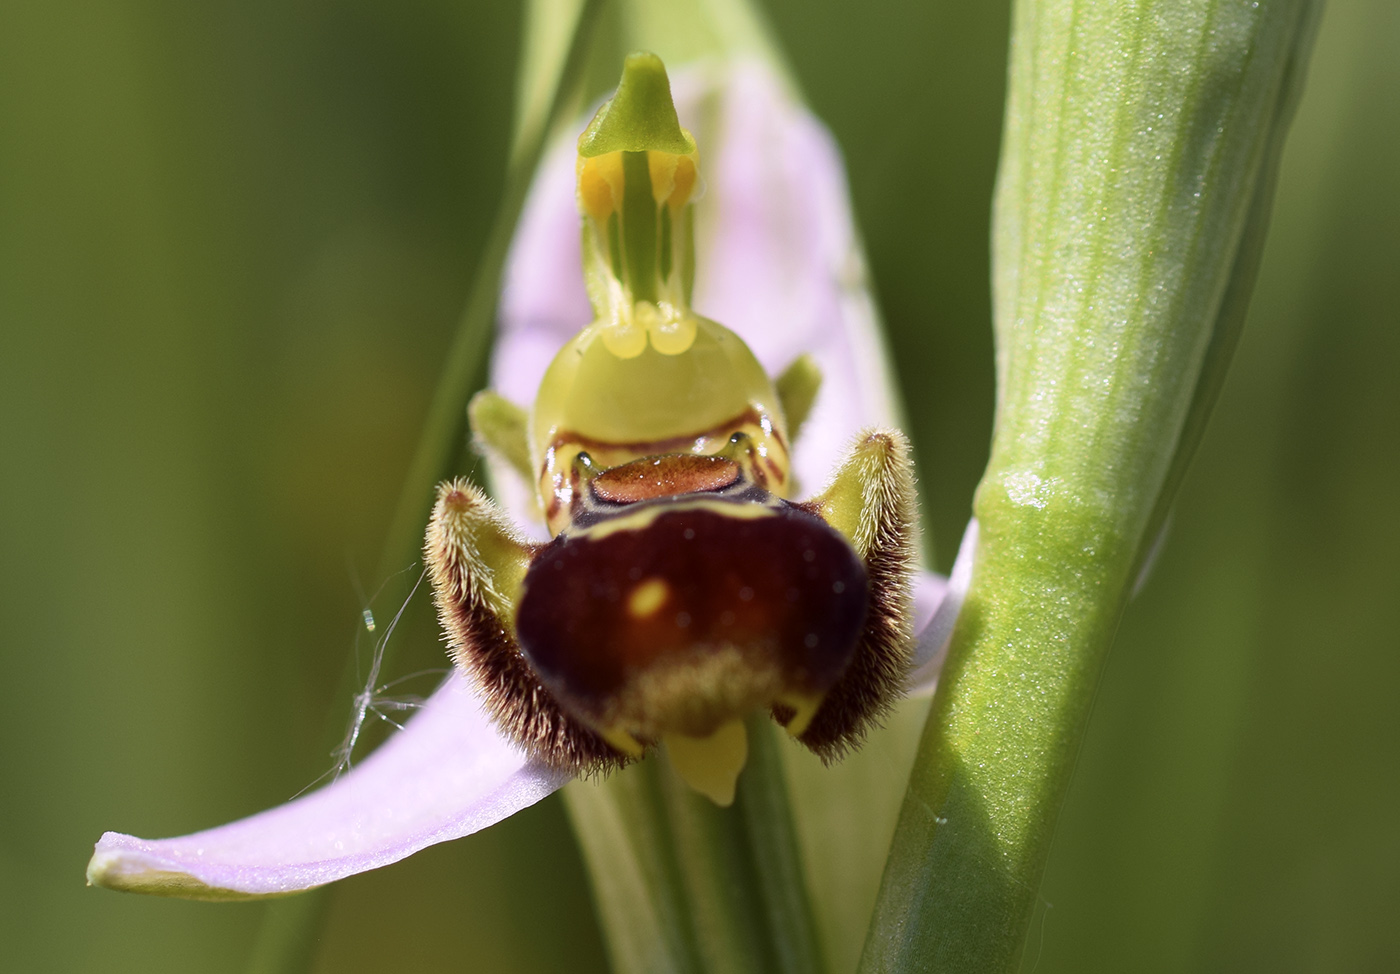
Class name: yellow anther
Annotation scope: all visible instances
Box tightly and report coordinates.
[647,151,677,205]
[644,151,700,209]
[578,152,624,222]
[627,577,670,618]
[669,153,698,209]
[664,720,749,806]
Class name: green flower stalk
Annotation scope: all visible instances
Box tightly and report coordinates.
[863,2,1322,971]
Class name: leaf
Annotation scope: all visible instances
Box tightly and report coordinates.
[862,3,1323,971]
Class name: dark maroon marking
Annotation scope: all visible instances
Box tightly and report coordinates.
[516,503,869,734]
[591,455,741,504]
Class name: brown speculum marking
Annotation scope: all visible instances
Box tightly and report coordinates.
[538,407,790,536]
[516,502,869,739]
[591,454,741,504]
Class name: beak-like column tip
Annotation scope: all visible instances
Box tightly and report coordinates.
[578,51,696,158]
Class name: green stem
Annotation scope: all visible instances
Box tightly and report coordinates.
[659,764,775,974]
[736,720,826,974]
[565,760,705,974]
[565,717,824,974]
[860,2,1321,971]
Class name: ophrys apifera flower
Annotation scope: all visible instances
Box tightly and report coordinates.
[87,53,970,900]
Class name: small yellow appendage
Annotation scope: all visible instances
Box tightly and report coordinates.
[775,691,823,738]
[634,300,697,356]
[578,153,624,222]
[599,727,647,759]
[663,719,749,807]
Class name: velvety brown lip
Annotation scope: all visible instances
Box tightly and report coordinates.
[515,501,869,737]
[591,454,741,504]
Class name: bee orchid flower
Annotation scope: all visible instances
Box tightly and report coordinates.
[87,54,972,901]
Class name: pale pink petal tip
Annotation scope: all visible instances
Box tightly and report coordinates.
[87,672,570,900]
[905,518,979,696]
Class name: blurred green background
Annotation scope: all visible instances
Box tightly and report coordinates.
[1,1,1395,971]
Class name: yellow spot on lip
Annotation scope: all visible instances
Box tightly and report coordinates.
[627,577,670,618]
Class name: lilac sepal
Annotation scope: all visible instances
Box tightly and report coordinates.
[906,518,979,696]
[911,570,950,649]
[87,672,568,899]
